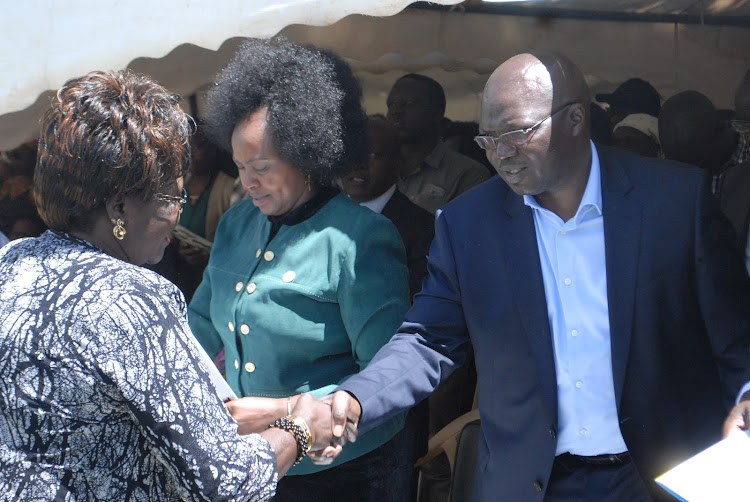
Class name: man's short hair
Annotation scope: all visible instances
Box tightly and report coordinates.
[394,73,447,117]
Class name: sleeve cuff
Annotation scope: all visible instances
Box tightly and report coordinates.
[736,381,750,405]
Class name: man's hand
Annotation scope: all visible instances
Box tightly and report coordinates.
[329,391,361,442]
[306,391,362,465]
[722,392,750,438]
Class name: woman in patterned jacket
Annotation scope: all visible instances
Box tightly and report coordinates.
[0,70,340,501]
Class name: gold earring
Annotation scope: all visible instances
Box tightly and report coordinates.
[112,218,126,240]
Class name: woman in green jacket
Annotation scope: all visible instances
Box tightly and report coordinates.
[188,38,414,501]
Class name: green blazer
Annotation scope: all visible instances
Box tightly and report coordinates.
[188,193,410,474]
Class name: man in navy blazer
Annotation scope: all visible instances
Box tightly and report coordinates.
[321,51,750,501]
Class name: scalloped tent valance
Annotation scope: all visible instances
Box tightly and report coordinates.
[2,0,750,151]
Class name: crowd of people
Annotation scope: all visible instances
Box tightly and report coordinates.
[1,36,749,502]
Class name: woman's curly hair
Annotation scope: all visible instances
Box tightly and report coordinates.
[202,38,367,185]
[34,70,192,232]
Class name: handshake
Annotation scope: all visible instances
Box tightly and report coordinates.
[225,391,361,465]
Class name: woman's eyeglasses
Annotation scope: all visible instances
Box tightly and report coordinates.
[153,188,188,208]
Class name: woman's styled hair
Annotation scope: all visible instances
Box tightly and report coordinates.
[34,70,192,232]
[203,37,367,185]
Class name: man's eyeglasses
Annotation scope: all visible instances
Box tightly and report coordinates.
[153,188,188,208]
[474,102,578,158]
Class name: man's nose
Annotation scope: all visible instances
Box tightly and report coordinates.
[493,142,519,161]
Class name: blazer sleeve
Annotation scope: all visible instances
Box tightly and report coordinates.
[338,209,471,432]
[694,174,750,405]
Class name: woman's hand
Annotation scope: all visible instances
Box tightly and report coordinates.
[290,394,341,452]
[226,394,352,464]
[225,396,291,435]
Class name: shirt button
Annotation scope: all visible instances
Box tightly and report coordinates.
[533,480,543,492]
[575,381,583,389]
[228,321,234,332]
[234,359,240,370]
[246,283,257,294]
[580,428,587,436]
[264,251,275,261]
[235,281,243,292]
[255,248,261,258]
[240,324,250,335]
[282,271,296,283]
[244,362,256,373]
[571,329,579,337]
[560,230,567,235]
[564,278,572,285]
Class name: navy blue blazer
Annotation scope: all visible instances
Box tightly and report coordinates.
[339,146,750,501]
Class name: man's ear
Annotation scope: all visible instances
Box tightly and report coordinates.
[569,103,587,137]
[105,193,126,224]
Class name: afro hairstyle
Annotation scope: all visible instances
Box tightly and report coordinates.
[202,37,367,185]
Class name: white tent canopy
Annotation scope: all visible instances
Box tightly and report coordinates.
[3,0,750,151]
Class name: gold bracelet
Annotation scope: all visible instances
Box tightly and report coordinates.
[267,415,313,465]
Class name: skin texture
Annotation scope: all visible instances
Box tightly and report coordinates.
[338,118,402,203]
[386,77,443,177]
[231,108,318,217]
[387,78,442,144]
[478,51,591,221]
[72,177,185,267]
[261,393,342,475]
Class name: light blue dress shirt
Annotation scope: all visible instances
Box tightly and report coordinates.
[524,142,628,456]
[0,230,9,249]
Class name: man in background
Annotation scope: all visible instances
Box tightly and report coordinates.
[386,74,491,214]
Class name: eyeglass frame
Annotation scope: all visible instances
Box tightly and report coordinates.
[474,101,579,155]
[153,187,188,208]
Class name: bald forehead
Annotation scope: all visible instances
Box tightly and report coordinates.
[489,55,552,93]
[480,51,588,132]
[480,56,553,132]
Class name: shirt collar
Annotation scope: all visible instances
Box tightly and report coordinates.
[267,185,339,241]
[523,141,602,224]
[359,184,396,214]
[421,141,450,171]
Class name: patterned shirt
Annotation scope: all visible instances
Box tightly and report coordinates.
[0,231,277,501]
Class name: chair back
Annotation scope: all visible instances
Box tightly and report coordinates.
[448,419,481,502]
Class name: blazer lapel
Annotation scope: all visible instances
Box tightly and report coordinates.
[599,148,642,408]
[498,187,558,413]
